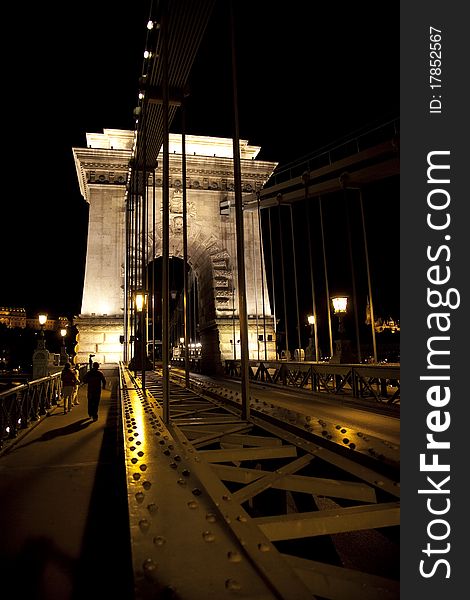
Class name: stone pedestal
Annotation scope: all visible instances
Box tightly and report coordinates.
[32,338,54,380]
[330,338,354,364]
[32,347,50,379]
[73,315,124,365]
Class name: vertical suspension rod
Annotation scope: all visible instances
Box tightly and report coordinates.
[278,202,289,359]
[257,194,267,360]
[359,189,378,362]
[230,0,250,420]
[141,100,147,394]
[289,205,301,355]
[161,5,170,423]
[182,100,190,387]
[319,196,334,358]
[268,208,277,355]
[345,190,362,363]
[304,191,319,362]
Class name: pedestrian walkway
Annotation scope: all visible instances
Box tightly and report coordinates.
[0,383,133,600]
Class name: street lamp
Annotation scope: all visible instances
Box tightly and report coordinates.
[331,296,348,333]
[60,328,67,365]
[330,295,352,363]
[307,314,319,361]
[134,290,148,391]
[32,314,49,379]
[38,314,47,338]
[135,291,146,313]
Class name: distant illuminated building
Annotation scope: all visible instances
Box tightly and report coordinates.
[374,317,400,334]
[0,307,69,331]
[0,307,27,328]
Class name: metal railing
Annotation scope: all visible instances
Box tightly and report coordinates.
[224,360,400,405]
[0,365,88,450]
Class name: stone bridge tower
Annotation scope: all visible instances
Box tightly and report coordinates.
[73,129,277,372]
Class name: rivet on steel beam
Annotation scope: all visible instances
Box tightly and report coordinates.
[225,579,242,591]
[133,473,141,480]
[135,492,145,503]
[192,488,201,496]
[202,531,215,542]
[236,515,247,523]
[343,438,349,445]
[140,464,148,471]
[206,512,217,522]
[142,558,158,581]
[227,551,242,563]
[142,480,152,490]
[187,500,198,509]
[152,537,166,551]
[147,503,158,514]
[139,519,151,533]
[258,543,270,552]
[177,478,187,486]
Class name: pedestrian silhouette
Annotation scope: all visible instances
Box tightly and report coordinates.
[60,363,79,414]
[82,362,106,422]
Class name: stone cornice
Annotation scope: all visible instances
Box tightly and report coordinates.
[73,132,278,202]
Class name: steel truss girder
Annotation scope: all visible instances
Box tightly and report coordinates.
[253,502,400,540]
[121,367,313,599]
[125,367,399,598]
[211,464,377,503]
[283,554,400,600]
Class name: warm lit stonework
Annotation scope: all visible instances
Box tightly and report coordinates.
[73,129,278,371]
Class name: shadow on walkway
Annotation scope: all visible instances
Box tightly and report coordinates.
[70,393,134,600]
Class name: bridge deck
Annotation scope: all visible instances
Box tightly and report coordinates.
[0,384,133,599]
[0,369,399,599]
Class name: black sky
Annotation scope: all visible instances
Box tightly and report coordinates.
[2,1,399,319]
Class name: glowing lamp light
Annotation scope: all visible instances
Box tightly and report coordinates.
[179,337,184,344]
[38,314,47,326]
[331,296,348,314]
[307,315,315,326]
[134,291,146,313]
[60,328,67,338]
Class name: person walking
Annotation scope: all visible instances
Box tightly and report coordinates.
[60,362,79,414]
[82,361,106,422]
[72,365,81,405]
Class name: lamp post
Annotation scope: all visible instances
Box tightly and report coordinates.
[330,296,353,363]
[33,314,50,379]
[307,314,319,362]
[38,314,47,342]
[60,328,67,365]
[134,290,148,393]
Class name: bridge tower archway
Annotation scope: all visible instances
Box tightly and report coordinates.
[73,129,278,372]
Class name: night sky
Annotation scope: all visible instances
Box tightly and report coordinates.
[1,1,399,322]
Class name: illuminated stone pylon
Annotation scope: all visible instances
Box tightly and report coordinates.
[73,129,278,372]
